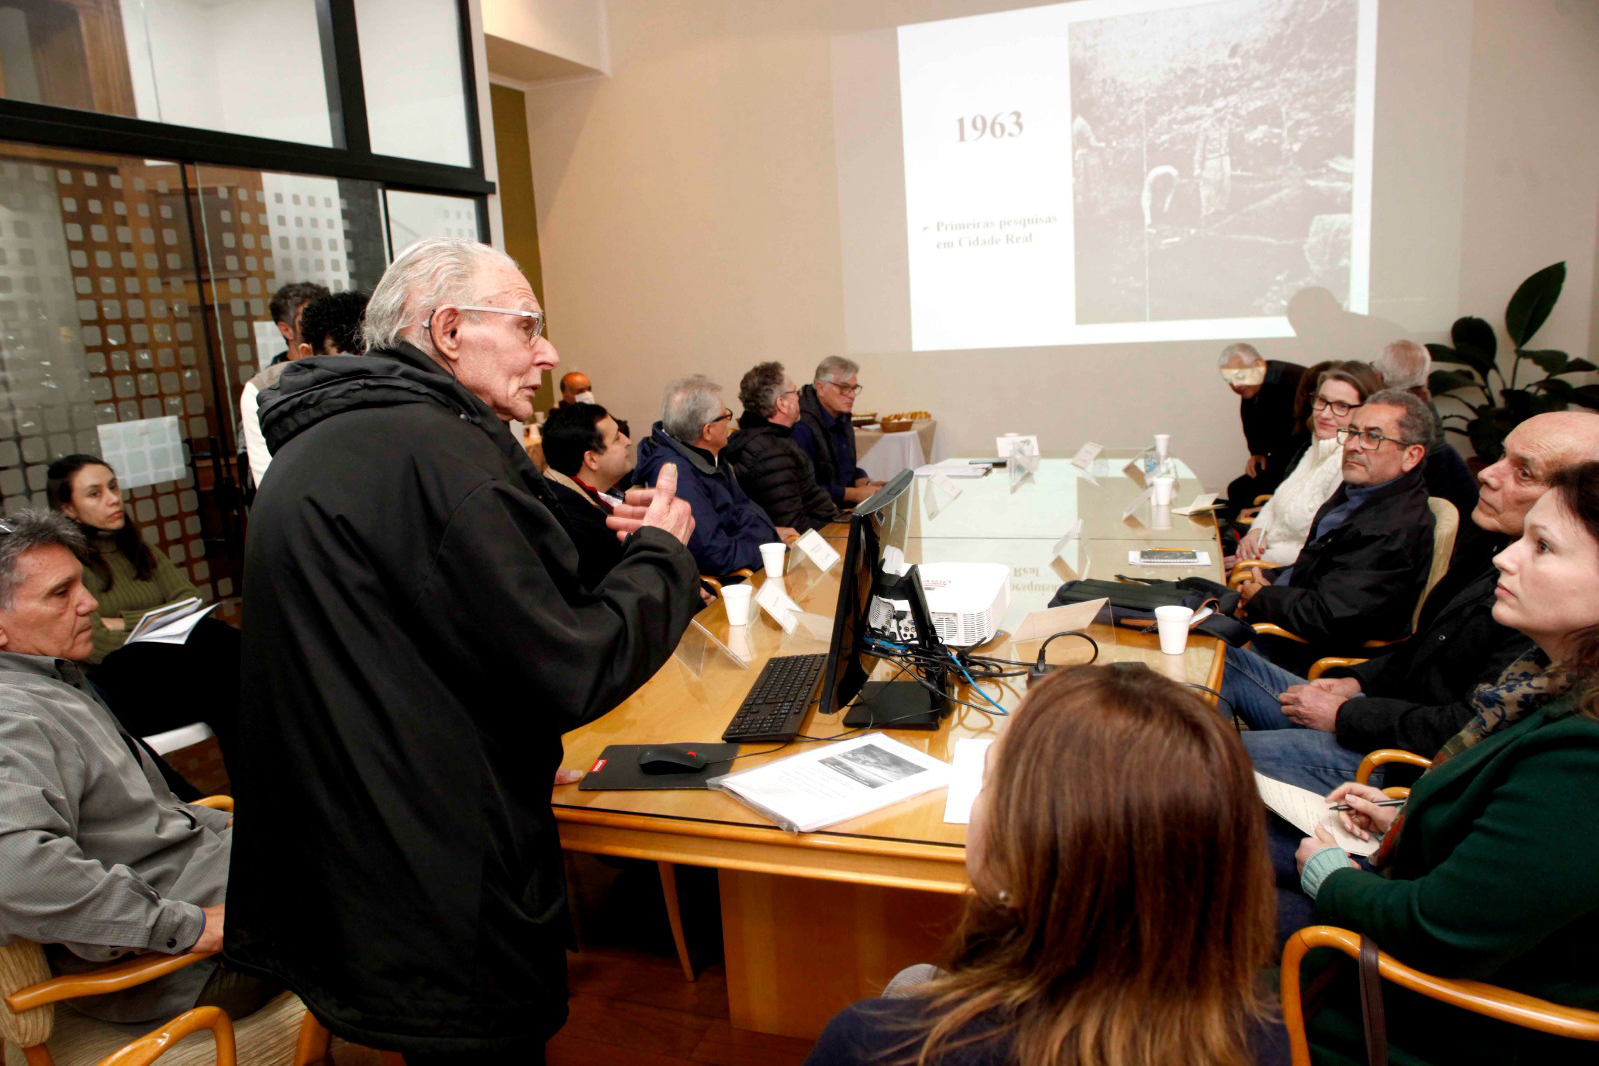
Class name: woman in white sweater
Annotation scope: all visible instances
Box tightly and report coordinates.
[1234,360,1382,566]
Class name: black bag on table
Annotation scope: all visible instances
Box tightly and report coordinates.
[1048,576,1255,647]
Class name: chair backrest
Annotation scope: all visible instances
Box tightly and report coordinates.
[1414,498,1459,632]
[0,940,57,1052]
[1281,925,1599,1065]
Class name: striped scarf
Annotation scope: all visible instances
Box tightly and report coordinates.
[1374,649,1573,866]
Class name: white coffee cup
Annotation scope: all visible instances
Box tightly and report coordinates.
[760,542,787,577]
[1154,433,1170,459]
[1151,476,1175,506]
[1154,604,1194,655]
[721,583,754,626]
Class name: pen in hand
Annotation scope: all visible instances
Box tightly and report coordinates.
[1328,798,1406,811]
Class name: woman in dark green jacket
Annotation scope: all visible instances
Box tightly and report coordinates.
[1287,460,1599,1064]
[47,454,241,769]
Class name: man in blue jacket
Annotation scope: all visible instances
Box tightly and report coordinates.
[635,375,795,574]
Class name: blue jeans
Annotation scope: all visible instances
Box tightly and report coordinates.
[1220,644,1304,729]
[1223,645,1379,793]
[1243,729,1373,794]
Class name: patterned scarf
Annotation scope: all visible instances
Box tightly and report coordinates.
[1374,648,1574,866]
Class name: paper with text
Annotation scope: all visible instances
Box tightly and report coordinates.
[794,529,841,573]
[1255,772,1380,857]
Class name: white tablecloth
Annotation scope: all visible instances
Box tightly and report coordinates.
[855,420,945,481]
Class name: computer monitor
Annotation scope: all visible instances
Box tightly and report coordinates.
[818,469,950,730]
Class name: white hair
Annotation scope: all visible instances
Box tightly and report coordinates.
[662,376,724,442]
[362,238,521,350]
[814,355,859,384]
[1375,340,1431,392]
[1217,343,1263,367]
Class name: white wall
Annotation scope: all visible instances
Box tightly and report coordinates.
[484,0,609,73]
[520,0,1599,489]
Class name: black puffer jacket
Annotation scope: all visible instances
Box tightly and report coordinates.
[226,342,699,1055]
[723,413,841,532]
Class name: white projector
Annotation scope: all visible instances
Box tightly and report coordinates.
[869,562,1012,648]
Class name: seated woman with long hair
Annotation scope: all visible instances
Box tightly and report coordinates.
[808,664,1284,1066]
[1231,360,1383,567]
[1284,460,1599,1063]
[47,454,241,768]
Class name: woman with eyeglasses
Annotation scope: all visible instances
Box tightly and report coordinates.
[807,665,1286,1066]
[1229,361,1382,568]
[1283,461,1599,1063]
[46,454,241,773]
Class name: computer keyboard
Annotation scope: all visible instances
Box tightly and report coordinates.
[721,653,827,743]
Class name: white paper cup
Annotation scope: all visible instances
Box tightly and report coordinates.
[1151,503,1172,531]
[760,542,787,576]
[1154,433,1170,459]
[1154,604,1194,655]
[1151,476,1175,506]
[721,583,754,626]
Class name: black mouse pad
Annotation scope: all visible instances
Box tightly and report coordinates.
[577,743,741,791]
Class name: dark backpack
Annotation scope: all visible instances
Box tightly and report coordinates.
[1049,576,1255,647]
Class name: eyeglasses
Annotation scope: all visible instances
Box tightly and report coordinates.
[424,305,546,342]
[822,381,865,397]
[707,409,734,427]
[1312,396,1364,417]
[1336,426,1415,450]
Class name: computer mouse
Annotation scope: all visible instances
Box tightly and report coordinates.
[637,745,712,775]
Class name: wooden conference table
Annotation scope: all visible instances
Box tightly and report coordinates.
[553,454,1224,1039]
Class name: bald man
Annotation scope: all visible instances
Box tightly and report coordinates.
[1238,411,1599,792]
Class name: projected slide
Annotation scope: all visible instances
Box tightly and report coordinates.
[898,0,1375,351]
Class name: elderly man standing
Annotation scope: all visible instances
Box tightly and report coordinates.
[1234,411,1599,792]
[792,355,882,506]
[226,238,700,1064]
[725,361,841,533]
[1234,389,1437,673]
[1219,342,1306,516]
[0,511,274,1025]
[634,375,794,575]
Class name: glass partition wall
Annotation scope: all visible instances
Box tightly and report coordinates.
[0,0,493,600]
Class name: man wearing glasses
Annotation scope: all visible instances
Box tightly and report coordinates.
[792,356,884,506]
[1231,389,1437,675]
[229,238,701,1064]
[634,374,795,575]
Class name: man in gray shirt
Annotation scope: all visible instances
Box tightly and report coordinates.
[0,511,264,1024]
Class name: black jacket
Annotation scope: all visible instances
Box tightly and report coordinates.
[225,343,699,1054]
[1329,528,1533,756]
[1242,359,1308,482]
[724,413,841,532]
[1247,465,1434,660]
[633,423,778,574]
[793,384,867,506]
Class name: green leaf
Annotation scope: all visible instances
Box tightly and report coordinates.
[1450,316,1498,362]
[1566,359,1598,374]
[1522,349,1569,376]
[1467,417,1507,463]
[1428,369,1482,397]
[1567,385,1599,411]
[1501,388,1538,420]
[1505,261,1565,347]
[1427,340,1492,379]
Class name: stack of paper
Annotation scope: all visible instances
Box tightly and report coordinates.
[711,735,951,833]
[125,597,218,646]
[1255,772,1380,857]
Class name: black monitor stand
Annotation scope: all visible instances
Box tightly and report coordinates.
[843,565,950,731]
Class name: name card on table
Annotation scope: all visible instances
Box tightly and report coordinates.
[1050,519,1084,561]
[925,471,963,519]
[755,580,803,634]
[1070,441,1102,485]
[793,529,841,573]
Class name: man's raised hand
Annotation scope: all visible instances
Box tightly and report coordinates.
[605,462,695,546]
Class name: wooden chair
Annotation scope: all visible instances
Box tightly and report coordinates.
[1356,749,1433,793]
[1281,925,1599,1065]
[94,1006,234,1066]
[1248,497,1459,651]
[0,794,317,1066]
[698,568,753,595]
[1232,493,1274,528]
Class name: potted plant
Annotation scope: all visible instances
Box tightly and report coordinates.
[1427,261,1596,463]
